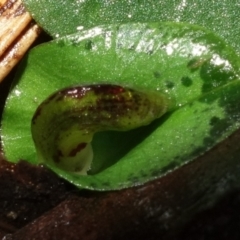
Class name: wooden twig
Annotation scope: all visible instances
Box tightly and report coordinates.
[0,0,41,83]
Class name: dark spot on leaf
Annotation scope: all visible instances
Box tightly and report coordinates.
[150,168,163,177]
[127,175,140,184]
[90,183,98,189]
[174,155,181,161]
[165,80,175,89]
[139,170,148,178]
[193,109,198,114]
[209,118,230,139]
[181,76,193,87]
[210,116,220,126]
[57,40,65,47]
[147,50,154,55]
[201,107,211,113]
[191,146,206,158]
[101,182,111,187]
[85,40,93,50]
[128,44,135,50]
[162,161,179,172]
[150,161,179,177]
[153,71,161,79]
[203,137,214,146]
[200,60,236,93]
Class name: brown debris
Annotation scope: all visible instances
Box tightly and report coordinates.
[0,156,75,234]
[0,0,41,83]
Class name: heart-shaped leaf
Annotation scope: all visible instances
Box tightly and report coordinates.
[2,22,240,190]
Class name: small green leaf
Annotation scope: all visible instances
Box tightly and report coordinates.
[2,22,240,190]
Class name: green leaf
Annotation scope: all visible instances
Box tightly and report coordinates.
[22,0,240,53]
[2,22,240,190]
